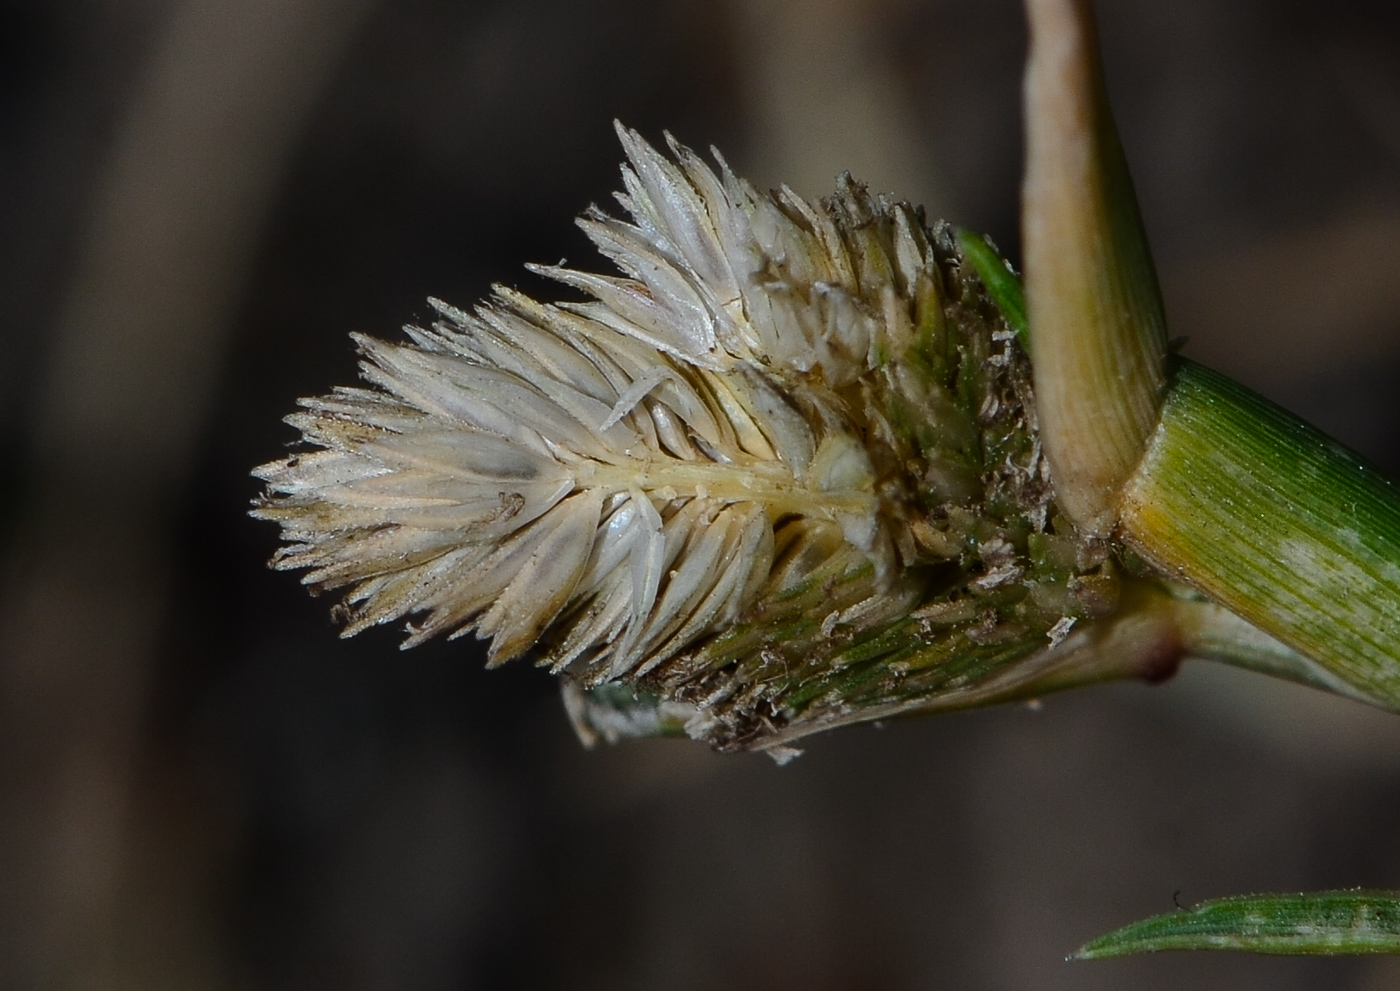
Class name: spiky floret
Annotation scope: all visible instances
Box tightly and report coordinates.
[253,123,1120,750]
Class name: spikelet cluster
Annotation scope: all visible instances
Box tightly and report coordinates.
[253,124,1118,750]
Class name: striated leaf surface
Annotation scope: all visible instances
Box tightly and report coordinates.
[1075,891,1400,958]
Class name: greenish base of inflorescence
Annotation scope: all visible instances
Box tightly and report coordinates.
[1075,891,1400,958]
[592,225,1126,751]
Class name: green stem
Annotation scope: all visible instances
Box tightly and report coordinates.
[1121,359,1400,709]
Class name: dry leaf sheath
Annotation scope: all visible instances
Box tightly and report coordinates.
[252,124,1312,753]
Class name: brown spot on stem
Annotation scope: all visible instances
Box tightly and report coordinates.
[1138,632,1184,684]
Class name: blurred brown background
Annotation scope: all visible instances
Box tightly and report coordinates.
[4,0,1400,988]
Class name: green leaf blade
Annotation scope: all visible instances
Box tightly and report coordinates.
[1075,891,1400,959]
[955,228,1027,347]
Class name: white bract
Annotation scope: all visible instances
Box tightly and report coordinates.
[253,124,967,684]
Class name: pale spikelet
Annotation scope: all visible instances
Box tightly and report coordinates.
[255,123,1113,749]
